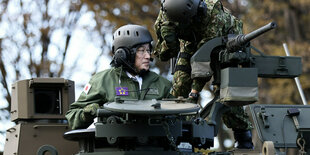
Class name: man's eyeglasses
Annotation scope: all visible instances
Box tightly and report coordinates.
[136,48,151,55]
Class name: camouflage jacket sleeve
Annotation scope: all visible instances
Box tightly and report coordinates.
[209,0,243,35]
[154,10,180,61]
[197,0,243,48]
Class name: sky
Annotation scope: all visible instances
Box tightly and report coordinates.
[0,1,113,150]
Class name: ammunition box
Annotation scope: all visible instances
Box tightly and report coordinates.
[253,55,302,78]
[220,68,258,106]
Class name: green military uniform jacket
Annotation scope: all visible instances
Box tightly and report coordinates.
[66,67,172,129]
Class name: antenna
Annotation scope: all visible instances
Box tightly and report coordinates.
[283,43,307,105]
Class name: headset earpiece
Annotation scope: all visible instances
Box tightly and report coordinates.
[114,48,128,67]
[113,47,135,68]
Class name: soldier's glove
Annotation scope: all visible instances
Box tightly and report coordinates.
[213,85,219,92]
[82,103,100,121]
[187,92,200,104]
[176,23,195,41]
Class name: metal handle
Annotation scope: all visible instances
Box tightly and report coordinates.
[33,124,68,129]
[10,110,17,114]
[7,127,16,133]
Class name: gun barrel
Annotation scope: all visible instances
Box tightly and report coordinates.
[227,22,277,51]
[243,22,277,43]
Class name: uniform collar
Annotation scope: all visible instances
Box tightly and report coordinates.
[114,67,159,85]
[126,71,143,89]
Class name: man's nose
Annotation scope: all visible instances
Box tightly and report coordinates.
[144,52,151,59]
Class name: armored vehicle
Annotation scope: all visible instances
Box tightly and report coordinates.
[4,22,310,155]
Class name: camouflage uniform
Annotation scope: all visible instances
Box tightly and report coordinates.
[154,0,252,130]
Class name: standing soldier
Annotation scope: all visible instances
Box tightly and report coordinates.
[154,0,253,149]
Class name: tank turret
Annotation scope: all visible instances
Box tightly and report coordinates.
[64,98,214,154]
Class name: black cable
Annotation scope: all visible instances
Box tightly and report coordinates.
[119,56,138,75]
[126,88,149,92]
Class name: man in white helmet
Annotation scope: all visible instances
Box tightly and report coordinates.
[66,24,173,129]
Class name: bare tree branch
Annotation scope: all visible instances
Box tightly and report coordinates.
[0,39,11,111]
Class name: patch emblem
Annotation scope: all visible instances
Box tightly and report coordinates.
[116,87,129,96]
[83,83,91,95]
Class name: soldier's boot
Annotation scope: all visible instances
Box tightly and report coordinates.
[233,129,254,149]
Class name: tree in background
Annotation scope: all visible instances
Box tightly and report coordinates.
[1,0,310,153]
[0,1,93,148]
[0,0,161,150]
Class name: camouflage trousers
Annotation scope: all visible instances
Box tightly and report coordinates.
[171,70,252,130]
[171,70,192,97]
[222,106,253,130]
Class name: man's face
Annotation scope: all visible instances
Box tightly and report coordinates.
[135,43,151,72]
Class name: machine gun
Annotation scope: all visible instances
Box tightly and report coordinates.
[226,22,277,52]
[191,21,301,108]
[190,22,310,155]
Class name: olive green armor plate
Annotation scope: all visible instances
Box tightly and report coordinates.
[103,99,199,114]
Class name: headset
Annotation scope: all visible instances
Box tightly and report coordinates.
[112,47,135,68]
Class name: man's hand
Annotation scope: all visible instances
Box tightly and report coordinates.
[187,91,199,104]
[83,103,100,117]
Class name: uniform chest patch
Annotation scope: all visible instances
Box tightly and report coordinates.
[147,88,159,95]
[115,87,129,96]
